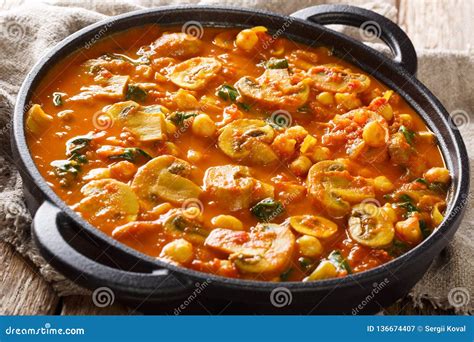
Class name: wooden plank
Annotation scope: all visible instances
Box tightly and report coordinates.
[0,241,59,315]
[61,295,129,315]
[398,0,474,51]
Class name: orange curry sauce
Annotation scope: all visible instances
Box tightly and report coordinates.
[26,25,449,282]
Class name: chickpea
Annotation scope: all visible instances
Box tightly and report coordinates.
[395,216,423,244]
[369,96,393,121]
[160,239,194,264]
[362,121,386,147]
[304,260,337,282]
[300,135,317,153]
[272,135,296,158]
[187,149,203,163]
[286,126,308,143]
[175,89,199,110]
[235,29,259,51]
[290,156,313,176]
[334,92,361,110]
[192,114,216,138]
[374,175,394,192]
[398,114,413,128]
[424,167,451,184]
[211,215,243,231]
[381,203,397,222]
[297,235,323,257]
[83,168,111,181]
[309,146,331,163]
[316,92,334,106]
[110,161,138,182]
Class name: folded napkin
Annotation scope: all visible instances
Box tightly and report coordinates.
[0,0,472,314]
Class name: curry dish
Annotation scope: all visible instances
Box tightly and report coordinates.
[26,25,451,282]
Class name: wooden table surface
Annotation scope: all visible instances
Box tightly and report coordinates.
[1,0,472,315]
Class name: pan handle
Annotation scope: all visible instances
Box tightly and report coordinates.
[32,201,195,302]
[291,4,417,75]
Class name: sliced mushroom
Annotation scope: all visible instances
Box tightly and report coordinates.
[289,215,338,239]
[131,155,202,208]
[307,159,375,217]
[105,101,168,141]
[217,119,278,165]
[26,104,53,135]
[69,75,130,102]
[151,32,202,58]
[235,69,310,110]
[203,165,274,211]
[205,223,295,274]
[74,178,139,229]
[307,64,370,93]
[348,203,395,248]
[168,57,221,90]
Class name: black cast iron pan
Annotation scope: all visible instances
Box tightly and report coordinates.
[12,5,470,314]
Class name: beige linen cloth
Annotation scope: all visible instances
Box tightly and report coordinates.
[0,0,472,314]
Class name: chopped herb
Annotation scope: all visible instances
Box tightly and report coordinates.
[217,84,239,102]
[73,154,88,164]
[415,178,428,185]
[55,133,93,184]
[396,194,419,217]
[52,92,65,107]
[108,147,152,163]
[237,102,251,111]
[266,58,289,69]
[51,160,81,176]
[66,134,93,160]
[88,64,101,74]
[399,125,415,145]
[419,219,431,239]
[280,268,293,281]
[169,215,208,238]
[250,198,284,222]
[50,159,81,187]
[328,250,351,274]
[429,182,449,194]
[399,194,412,203]
[386,239,410,257]
[168,112,198,126]
[298,257,313,270]
[125,85,147,102]
[171,215,188,231]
